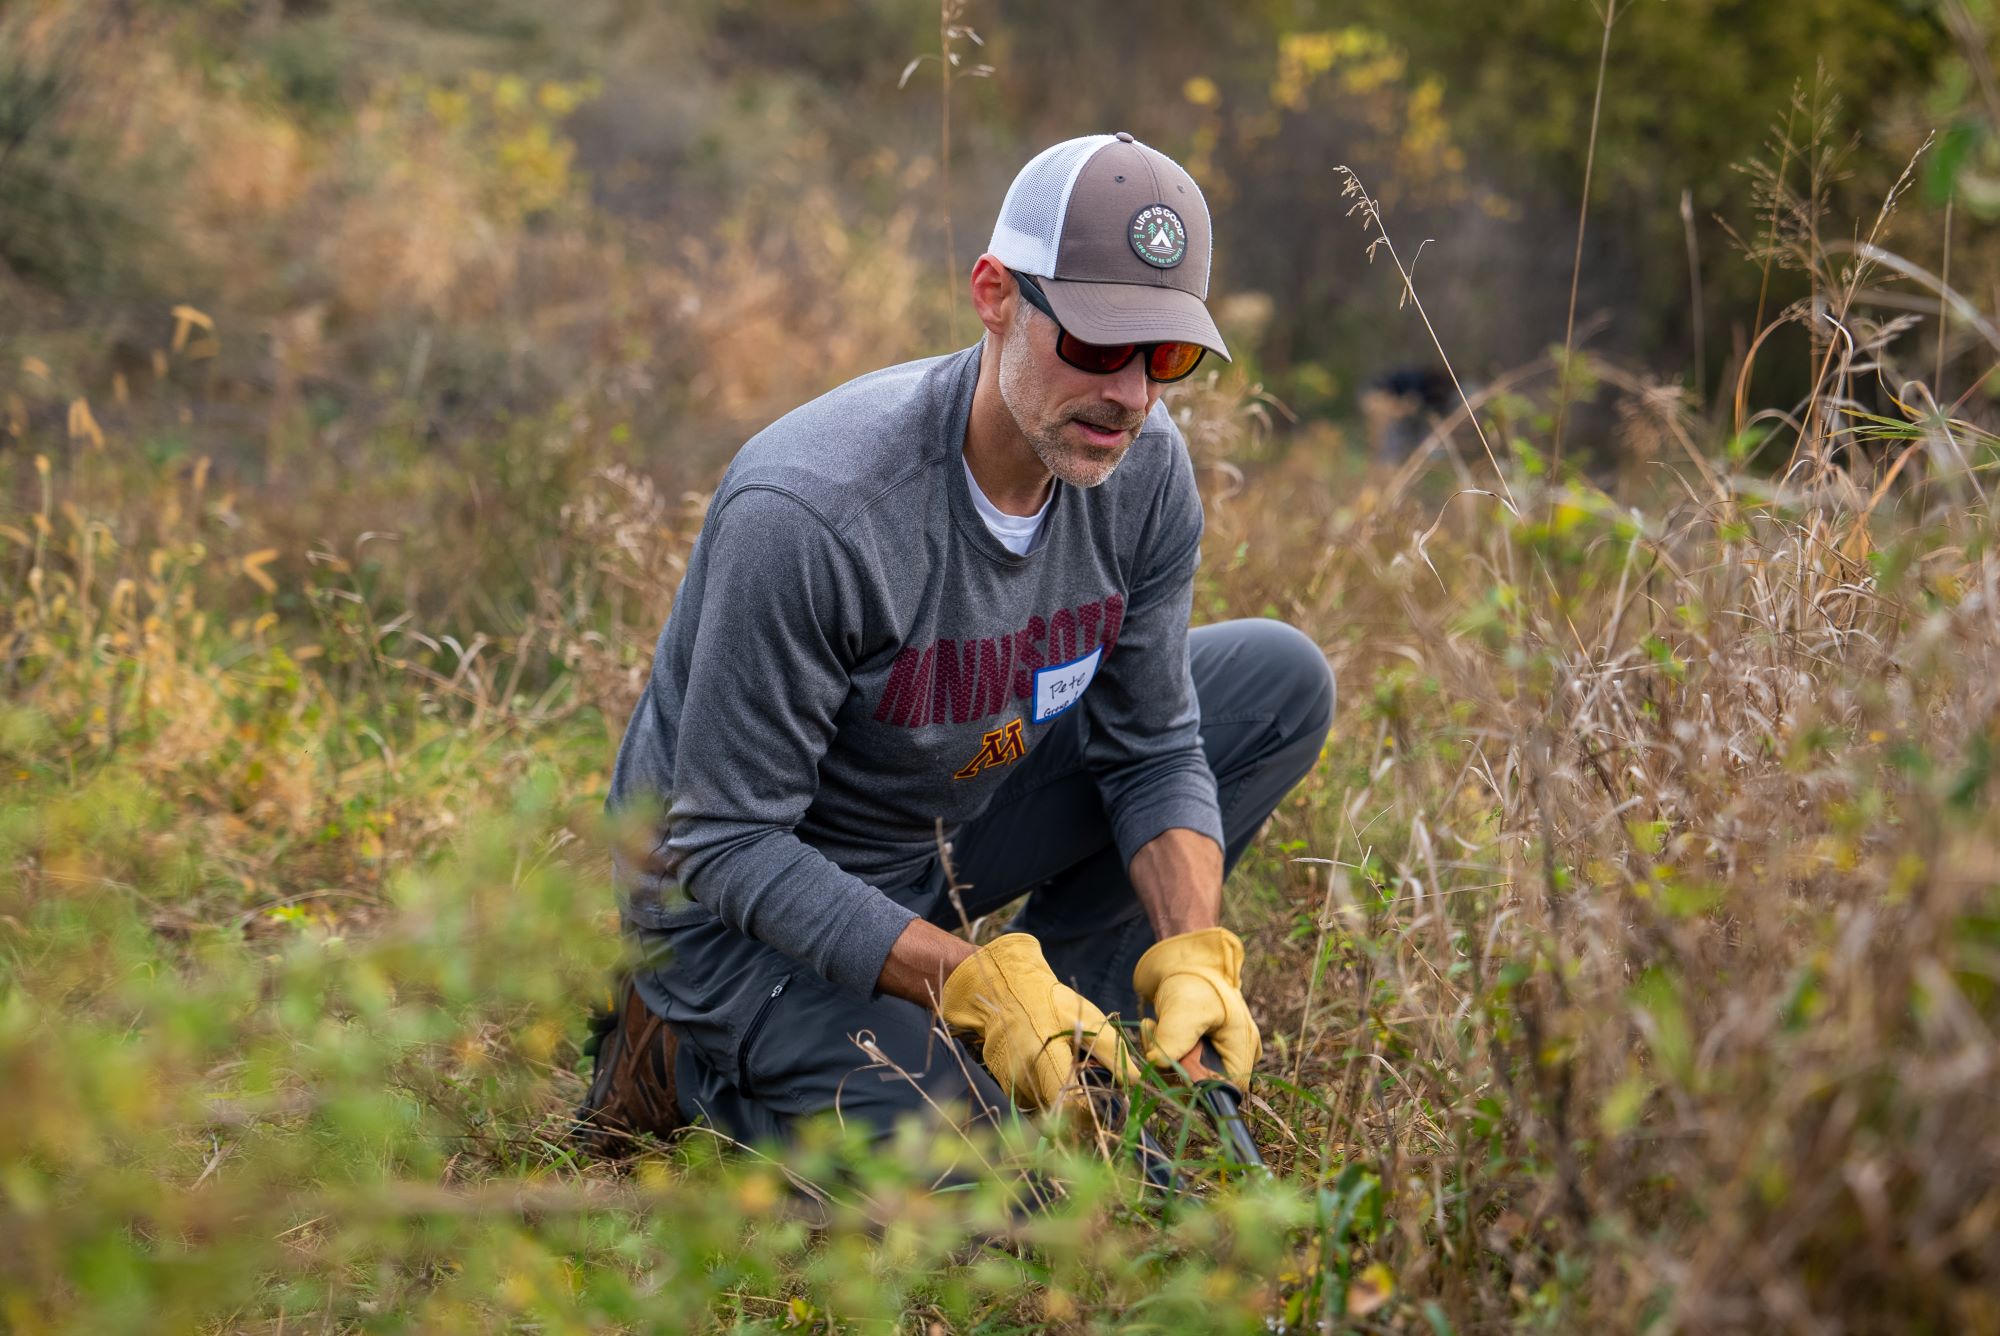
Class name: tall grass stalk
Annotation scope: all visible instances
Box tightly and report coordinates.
[1551,0,1621,469]
[901,0,991,347]
[1336,166,1518,515]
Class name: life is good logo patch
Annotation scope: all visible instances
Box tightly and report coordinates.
[1129,204,1187,269]
[1031,646,1102,722]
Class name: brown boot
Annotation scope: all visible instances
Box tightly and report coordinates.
[574,977,685,1158]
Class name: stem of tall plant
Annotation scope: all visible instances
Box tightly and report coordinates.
[939,0,958,346]
[1552,0,1619,471]
[1937,194,1953,398]
[1682,188,1706,405]
[1338,167,1519,514]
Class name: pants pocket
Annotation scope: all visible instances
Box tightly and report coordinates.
[734,973,793,1094]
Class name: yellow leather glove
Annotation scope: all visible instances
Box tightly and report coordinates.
[1134,926,1261,1084]
[940,933,1139,1111]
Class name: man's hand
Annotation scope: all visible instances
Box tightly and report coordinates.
[1133,926,1261,1084]
[1126,829,1259,1081]
[938,933,1139,1110]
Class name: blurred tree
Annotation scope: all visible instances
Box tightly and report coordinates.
[1925,0,2000,216]
[956,0,1954,409]
[2,0,1978,427]
[0,4,150,293]
[1333,0,1952,382]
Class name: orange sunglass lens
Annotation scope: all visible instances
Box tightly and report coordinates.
[1147,342,1205,381]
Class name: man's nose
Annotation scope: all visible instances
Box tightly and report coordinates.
[1100,356,1151,416]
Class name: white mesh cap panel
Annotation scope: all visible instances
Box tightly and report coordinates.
[987,135,1117,276]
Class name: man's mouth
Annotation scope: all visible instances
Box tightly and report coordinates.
[1070,417,1134,448]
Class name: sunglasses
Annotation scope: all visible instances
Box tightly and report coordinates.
[1010,270,1208,384]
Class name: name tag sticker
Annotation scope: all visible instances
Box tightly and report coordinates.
[1032,646,1102,723]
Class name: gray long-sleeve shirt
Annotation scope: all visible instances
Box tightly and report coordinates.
[607,345,1222,996]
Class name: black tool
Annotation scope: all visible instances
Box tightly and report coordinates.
[1081,1040,1269,1192]
[1080,1061,1185,1193]
[1187,1040,1269,1177]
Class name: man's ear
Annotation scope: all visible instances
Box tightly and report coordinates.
[968,255,1016,339]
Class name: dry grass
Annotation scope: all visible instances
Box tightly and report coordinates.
[1197,127,2000,1329]
[10,273,1998,1332]
[4,6,2000,1332]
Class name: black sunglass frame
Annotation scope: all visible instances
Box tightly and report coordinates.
[1010,269,1208,384]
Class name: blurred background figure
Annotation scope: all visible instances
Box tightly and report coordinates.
[1359,365,1457,464]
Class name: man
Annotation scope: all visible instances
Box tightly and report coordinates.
[578,133,1334,1152]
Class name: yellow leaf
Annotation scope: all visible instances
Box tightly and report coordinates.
[734,1172,779,1213]
[67,398,105,449]
[170,304,214,354]
[241,548,280,594]
[22,356,51,381]
[0,524,30,548]
[1551,499,1590,535]
[1600,1074,1652,1135]
[1346,1263,1394,1316]
[536,80,580,115]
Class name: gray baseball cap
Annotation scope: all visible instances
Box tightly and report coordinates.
[987,132,1229,360]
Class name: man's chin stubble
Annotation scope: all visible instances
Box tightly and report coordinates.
[1032,434,1128,489]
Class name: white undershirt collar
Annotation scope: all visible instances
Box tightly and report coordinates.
[962,456,1052,556]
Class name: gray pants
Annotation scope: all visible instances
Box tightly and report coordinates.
[631,618,1335,1144]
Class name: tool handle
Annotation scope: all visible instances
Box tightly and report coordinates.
[1191,1040,1268,1175]
[1178,1038,1233,1084]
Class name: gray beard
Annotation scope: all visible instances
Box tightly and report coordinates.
[999,316,1137,490]
[1028,425,1130,489]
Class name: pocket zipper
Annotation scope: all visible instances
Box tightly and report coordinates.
[736,975,791,1091]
